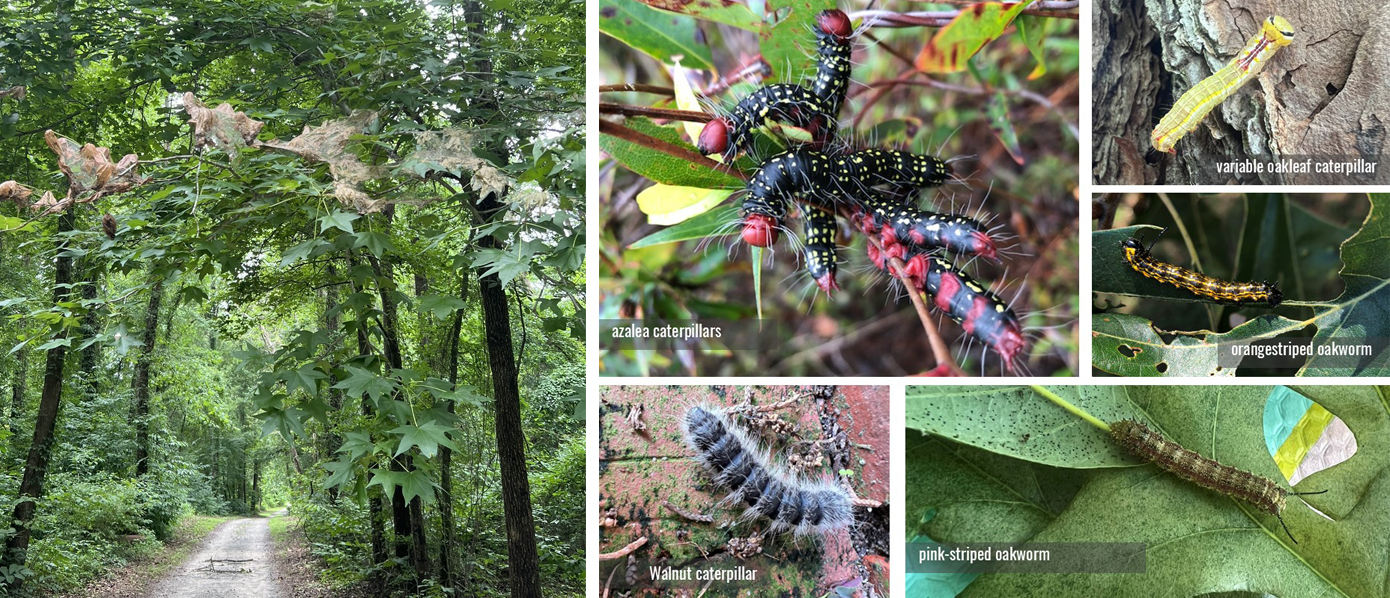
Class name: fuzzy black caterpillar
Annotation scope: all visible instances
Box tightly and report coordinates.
[680,405,854,536]
[1120,228,1283,307]
[696,9,854,159]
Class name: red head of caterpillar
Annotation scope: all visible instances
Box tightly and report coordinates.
[1120,230,1283,307]
[695,9,854,159]
[681,405,853,536]
[1109,419,1326,543]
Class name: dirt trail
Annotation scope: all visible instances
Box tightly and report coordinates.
[143,511,286,598]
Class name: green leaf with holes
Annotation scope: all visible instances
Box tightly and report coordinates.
[1092,312,1302,377]
[1302,194,1390,375]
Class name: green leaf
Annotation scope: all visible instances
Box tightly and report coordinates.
[1092,312,1303,377]
[628,202,739,248]
[419,294,467,319]
[34,337,71,351]
[759,0,838,84]
[915,1,1031,73]
[632,0,760,31]
[1016,15,1050,79]
[352,231,395,257]
[397,469,437,505]
[599,117,744,189]
[299,397,332,426]
[1303,194,1390,375]
[331,365,397,402]
[319,210,359,234]
[338,431,377,460]
[918,385,1390,598]
[752,246,763,320]
[906,385,1140,468]
[985,92,1023,165]
[598,0,714,71]
[390,420,458,458]
[281,239,328,266]
[284,363,328,397]
[322,456,358,490]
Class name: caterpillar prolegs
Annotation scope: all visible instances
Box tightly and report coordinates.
[802,204,840,293]
[680,405,854,536]
[696,9,855,159]
[1109,419,1325,543]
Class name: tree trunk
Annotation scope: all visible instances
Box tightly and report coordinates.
[475,192,543,598]
[132,273,164,477]
[3,210,76,572]
[437,270,468,588]
[365,210,431,587]
[323,261,344,504]
[76,261,103,403]
[352,252,389,594]
[9,344,25,431]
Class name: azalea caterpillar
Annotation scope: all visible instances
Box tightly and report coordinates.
[696,9,855,159]
[738,148,952,248]
[1109,419,1325,543]
[680,405,854,536]
[1151,16,1295,154]
[865,243,1026,372]
[851,189,998,259]
[802,204,841,293]
[1120,229,1283,306]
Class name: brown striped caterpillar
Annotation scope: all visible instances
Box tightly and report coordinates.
[1151,16,1295,154]
[1120,229,1282,307]
[1110,419,1325,543]
[680,405,853,536]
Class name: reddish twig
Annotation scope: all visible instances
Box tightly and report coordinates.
[599,83,675,95]
[851,2,1079,27]
[598,536,648,561]
[598,119,747,182]
[599,102,712,123]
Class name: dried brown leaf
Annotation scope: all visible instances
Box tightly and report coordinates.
[183,93,264,156]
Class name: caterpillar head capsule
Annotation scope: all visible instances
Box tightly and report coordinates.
[817,9,853,43]
[741,213,779,247]
[696,117,731,156]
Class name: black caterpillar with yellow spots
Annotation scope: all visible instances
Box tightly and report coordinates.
[696,9,855,159]
[694,5,1029,374]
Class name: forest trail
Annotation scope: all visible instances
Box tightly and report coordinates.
[142,511,287,598]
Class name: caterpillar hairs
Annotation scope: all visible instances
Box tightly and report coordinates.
[680,405,853,536]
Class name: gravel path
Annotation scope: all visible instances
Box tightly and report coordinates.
[143,513,285,598]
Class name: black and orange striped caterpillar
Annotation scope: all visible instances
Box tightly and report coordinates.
[1121,228,1283,307]
[1110,419,1325,543]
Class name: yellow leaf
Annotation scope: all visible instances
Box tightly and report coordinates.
[636,184,735,226]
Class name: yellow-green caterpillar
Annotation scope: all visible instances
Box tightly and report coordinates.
[1151,16,1294,154]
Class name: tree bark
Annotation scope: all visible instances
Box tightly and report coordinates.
[3,210,76,572]
[349,252,388,594]
[475,192,543,598]
[9,345,25,431]
[437,269,468,588]
[76,262,103,403]
[132,272,164,477]
[365,210,431,587]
